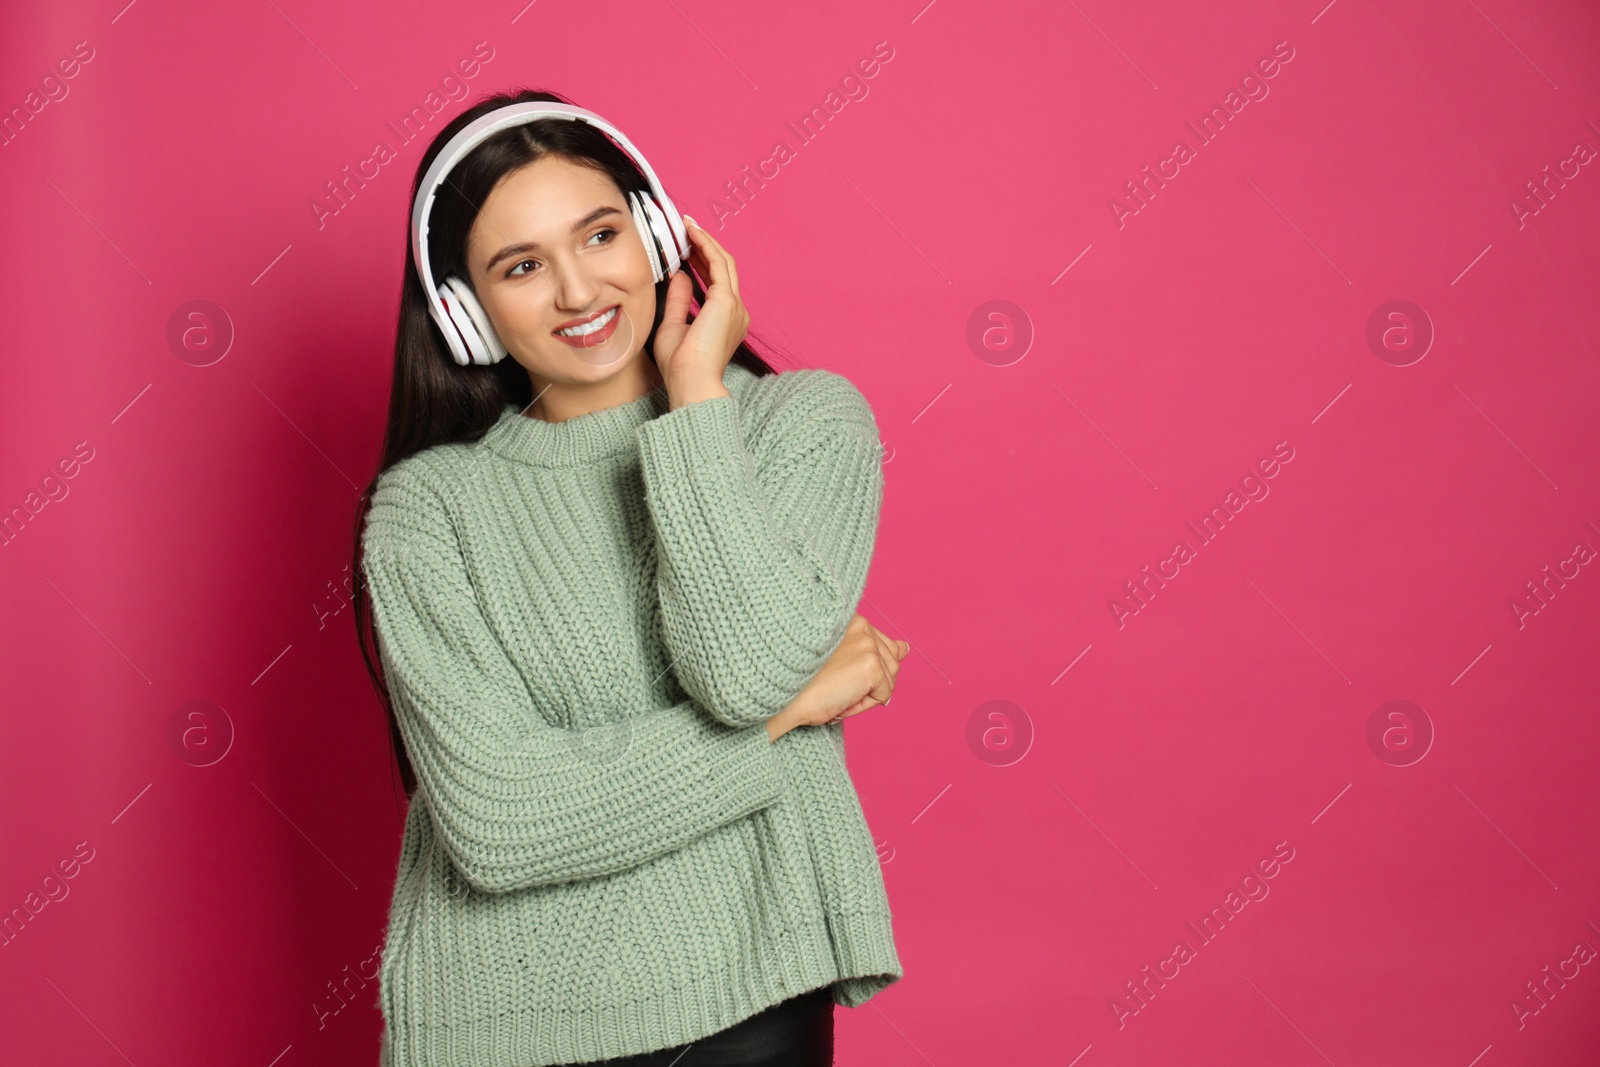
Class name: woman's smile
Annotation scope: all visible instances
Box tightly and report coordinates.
[553,304,620,347]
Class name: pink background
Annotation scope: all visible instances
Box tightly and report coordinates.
[4,0,1600,1063]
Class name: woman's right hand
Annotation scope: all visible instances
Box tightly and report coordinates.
[767,614,908,741]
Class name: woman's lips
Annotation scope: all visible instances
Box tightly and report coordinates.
[552,305,620,349]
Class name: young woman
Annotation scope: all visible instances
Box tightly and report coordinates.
[351,88,909,1067]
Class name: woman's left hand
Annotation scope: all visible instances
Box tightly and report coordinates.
[783,615,908,731]
[652,215,749,393]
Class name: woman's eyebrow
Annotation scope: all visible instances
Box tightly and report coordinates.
[484,206,624,271]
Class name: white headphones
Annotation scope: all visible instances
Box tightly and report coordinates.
[409,102,691,367]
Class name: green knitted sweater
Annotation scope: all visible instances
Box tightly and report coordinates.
[361,360,902,1066]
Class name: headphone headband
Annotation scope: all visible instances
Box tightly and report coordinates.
[409,102,689,366]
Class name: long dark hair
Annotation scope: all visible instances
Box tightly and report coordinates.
[352,87,782,809]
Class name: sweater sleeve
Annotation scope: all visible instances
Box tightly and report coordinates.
[635,370,885,730]
[361,471,787,895]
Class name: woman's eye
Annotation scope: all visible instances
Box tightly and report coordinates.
[506,231,615,278]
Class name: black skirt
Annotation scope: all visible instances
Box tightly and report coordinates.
[554,986,835,1066]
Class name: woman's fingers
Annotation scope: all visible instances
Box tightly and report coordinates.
[861,625,898,706]
[868,622,907,673]
[854,620,907,710]
[683,215,739,301]
[661,266,693,326]
[868,625,900,687]
[676,217,709,284]
[722,242,739,301]
[831,694,874,723]
[686,215,740,299]
[683,234,712,290]
[862,616,909,661]
[679,215,714,285]
[812,617,907,728]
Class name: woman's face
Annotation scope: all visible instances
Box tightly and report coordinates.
[464,154,657,380]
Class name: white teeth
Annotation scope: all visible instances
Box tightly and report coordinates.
[557,307,617,337]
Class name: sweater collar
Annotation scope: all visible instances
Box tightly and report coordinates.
[481,361,758,469]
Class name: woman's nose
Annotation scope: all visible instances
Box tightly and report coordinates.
[552,262,600,309]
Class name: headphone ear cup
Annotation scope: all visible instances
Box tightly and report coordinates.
[440,275,508,364]
[628,191,665,282]
[636,193,681,277]
[435,279,482,366]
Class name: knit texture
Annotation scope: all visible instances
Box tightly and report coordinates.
[361,361,902,1067]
